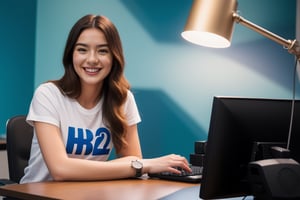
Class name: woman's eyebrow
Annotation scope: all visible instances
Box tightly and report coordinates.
[75,43,109,48]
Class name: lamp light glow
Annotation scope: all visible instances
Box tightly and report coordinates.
[181,31,231,48]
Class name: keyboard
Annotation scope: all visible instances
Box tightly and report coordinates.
[148,165,203,183]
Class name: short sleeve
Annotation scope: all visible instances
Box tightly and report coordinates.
[26,83,61,127]
[124,90,141,126]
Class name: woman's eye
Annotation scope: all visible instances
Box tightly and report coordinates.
[77,48,87,53]
[98,49,109,54]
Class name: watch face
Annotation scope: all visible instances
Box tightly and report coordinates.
[132,160,143,169]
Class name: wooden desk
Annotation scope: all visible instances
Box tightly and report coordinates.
[0,177,199,200]
[0,139,6,150]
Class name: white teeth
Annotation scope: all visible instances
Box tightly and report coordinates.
[85,68,100,73]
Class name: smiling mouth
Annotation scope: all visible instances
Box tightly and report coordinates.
[84,67,101,73]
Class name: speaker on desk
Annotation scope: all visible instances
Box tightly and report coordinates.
[248,158,300,200]
[190,141,206,166]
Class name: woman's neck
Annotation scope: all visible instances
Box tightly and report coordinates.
[77,83,102,109]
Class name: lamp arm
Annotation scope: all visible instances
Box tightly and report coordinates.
[233,12,300,60]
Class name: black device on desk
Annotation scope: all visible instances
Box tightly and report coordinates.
[148,141,205,183]
[200,96,300,200]
[0,134,6,150]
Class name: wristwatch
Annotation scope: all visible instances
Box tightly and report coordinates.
[131,160,143,177]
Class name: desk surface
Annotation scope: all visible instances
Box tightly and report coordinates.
[0,177,199,200]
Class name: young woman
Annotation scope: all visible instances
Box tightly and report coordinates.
[20,14,191,183]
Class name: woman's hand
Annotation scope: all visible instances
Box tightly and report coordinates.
[142,154,191,175]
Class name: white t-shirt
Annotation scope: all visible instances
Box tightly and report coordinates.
[20,82,141,183]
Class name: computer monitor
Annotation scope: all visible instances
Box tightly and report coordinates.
[200,96,300,199]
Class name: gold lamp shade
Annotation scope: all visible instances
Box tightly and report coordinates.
[181,0,237,48]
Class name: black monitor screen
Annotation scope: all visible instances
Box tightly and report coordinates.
[200,96,300,199]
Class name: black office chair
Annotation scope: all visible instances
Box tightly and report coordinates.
[0,115,33,185]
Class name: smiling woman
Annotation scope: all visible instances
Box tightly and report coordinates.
[20,14,191,184]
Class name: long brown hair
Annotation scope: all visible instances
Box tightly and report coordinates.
[52,14,130,154]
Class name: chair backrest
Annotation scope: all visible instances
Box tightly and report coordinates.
[6,115,33,183]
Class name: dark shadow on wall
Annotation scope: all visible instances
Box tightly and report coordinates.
[132,88,207,159]
[120,0,193,43]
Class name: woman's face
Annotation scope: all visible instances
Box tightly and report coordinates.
[73,28,113,88]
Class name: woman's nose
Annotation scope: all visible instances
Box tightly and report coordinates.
[87,52,99,64]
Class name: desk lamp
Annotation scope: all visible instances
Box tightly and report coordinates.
[181,0,300,60]
[181,0,300,199]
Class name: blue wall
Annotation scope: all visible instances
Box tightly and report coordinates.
[1,0,297,159]
[0,0,36,135]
